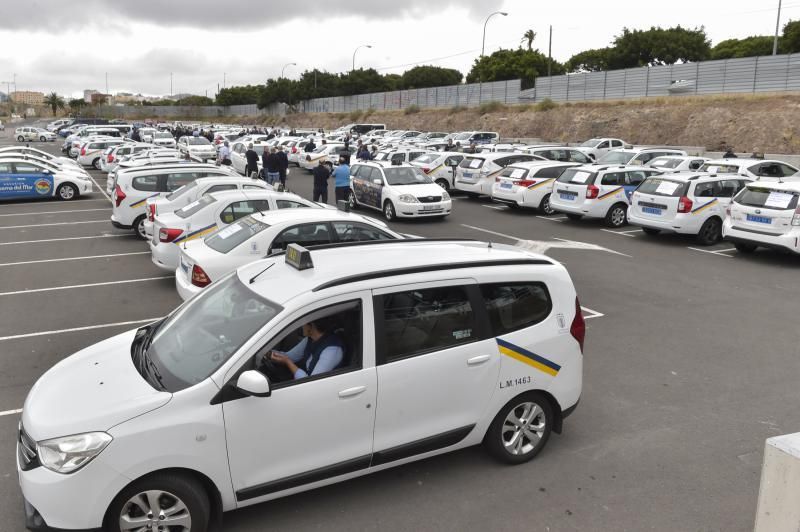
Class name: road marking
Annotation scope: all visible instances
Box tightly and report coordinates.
[482,205,507,211]
[0,219,107,230]
[552,237,633,258]
[0,276,173,297]
[0,409,22,417]
[581,306,605,319]
[88,173,113,203]
[688,247,736,258]
[461,224,523,241]
[0,317,161,342]
[462,225,632,257]
[0,207,110,217]
[0,251,150,267]
[600,229,638,237]
[536,216,564,223]
[0,234,133,246]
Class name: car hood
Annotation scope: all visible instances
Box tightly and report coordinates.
[391,183,448,197]
[22,329,171,441]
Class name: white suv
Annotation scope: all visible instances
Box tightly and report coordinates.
[18,240,584,531]
[723,180,800,254]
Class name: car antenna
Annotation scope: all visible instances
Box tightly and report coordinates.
[487,241,493,249]
[249,262,274,284]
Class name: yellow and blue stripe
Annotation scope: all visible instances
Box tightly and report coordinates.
[597,187,623,200]
[496,338,561,377]
[129,193,160,208]
[691,199,718,215]
[173,223,217,244]
[527,178,555,190]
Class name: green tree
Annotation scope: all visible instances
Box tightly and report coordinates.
[607,26,710,68]
[781,20,800,53]
[215,85,263,106]
[400,65,462,89]
[176,95,214,106]
[566,48,612,72]
[68,98,86,113]
[44,92,65,116]
[522,29,536,51]
[710,36,774,59]
[466,48,564,84]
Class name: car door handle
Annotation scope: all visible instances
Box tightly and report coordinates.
[467,355,491,366]
[338,386,367,398]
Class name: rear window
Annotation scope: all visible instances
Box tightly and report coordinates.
[735,187,799,210]
[481,283,552,336]
[598,151,634,165]
[459,157,485,169]
[649,158,682,169]
[557,168,596,184]
[499,167,529,180]
[205,216,270,253]
[132,175,159,191]
[175,196,216,218]
[701,163,740,173]
[636,178,687,197]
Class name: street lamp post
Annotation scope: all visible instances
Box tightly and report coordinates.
[352,45,373,72]
[481,11,508,57]
[281,62,297,78]
[774,0,783,56]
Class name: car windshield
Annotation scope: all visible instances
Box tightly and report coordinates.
[166,180,198,201]
[701,162,740,173]
[155,132,172,139]
[454,133,472,141]
[736,187,799,210]
[413,154,440,165]
[580,139,601,147]
[650,158,682,169]
[384,167,432,185]
[598,151,634,164]
[187,137,211,146]
[175,195,216,218]
[143,274,282,391]
[205,215,270,253]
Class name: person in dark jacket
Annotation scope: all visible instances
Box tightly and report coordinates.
[305,138,317,152]
[276,146,289,187]
[356,145,371,161]
[265,148,282,186]
[311,159,332,203]
[723,147,737,159]
[244,143,260,177]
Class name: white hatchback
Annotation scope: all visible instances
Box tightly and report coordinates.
[723,180,800,254]
[491,161,581,214]
[454,153,544,197]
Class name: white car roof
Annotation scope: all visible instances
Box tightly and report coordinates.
[206,189,307,203]
[240,240,554,304]
[649,171,743,183]
[703,158,792,167]
[507,160,580,170]
[743,180,800,192]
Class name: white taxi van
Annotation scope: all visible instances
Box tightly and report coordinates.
[628,173,751,245]
[723,180,800,254]
[454,153,543,197]
[491,161,580,214]
[18,240,584,531]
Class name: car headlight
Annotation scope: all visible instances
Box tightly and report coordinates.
[37,432,112,474]
[441,190,451,201]
[398,194,418,203]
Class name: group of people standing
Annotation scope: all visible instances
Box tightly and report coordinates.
[311,155,351,204]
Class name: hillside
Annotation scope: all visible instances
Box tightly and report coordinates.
[273,94,800,154]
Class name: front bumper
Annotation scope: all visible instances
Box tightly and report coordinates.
[396,200,452,218]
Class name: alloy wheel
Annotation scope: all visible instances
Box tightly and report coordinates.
[118,490,192,531]
[501,401,546,456]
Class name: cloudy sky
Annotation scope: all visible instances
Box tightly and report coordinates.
[0,0,790,98]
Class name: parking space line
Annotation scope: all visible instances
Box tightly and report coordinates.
[0,198,109,206]
[0,409,22,417]
[0,251,150,268]
[461,224,522,241]
[0,317,162,342]
[0,219,107,230]
[581,306,605,319]
[600,229,638,237]
[0,276,173,297]
[89,173,113,204]
[536,216,564,223]
[688,247,736,258]
[0,208,110,217]
[0,234,133,246]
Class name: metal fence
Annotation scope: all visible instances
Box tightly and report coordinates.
[96,102,283,119]
[528,53,800,102]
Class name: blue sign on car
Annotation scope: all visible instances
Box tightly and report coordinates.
[0,174,54,199]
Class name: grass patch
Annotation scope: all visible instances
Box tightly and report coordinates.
[404,104,421,115]
[448,105,467,114]
[478,100,507,114]
[348,110,363,122]
[534,98,558,112]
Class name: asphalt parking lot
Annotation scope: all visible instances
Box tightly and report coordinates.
[0,129,799,531]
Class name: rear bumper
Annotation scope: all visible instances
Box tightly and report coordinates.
[149,242,180,272]
[454,179,489,195]
[723,222,800,253]
[627,212,700,235]
[176,270,201,301]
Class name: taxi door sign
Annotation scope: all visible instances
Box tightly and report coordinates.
[0,174,54,199]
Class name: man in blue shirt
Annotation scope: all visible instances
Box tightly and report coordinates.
[269,318,344,379]
[331,156,351,202]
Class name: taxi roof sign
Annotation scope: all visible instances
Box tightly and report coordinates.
[285,243,314,271]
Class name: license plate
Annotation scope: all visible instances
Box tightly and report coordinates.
[559,193,575,201]
[462,172,473,179]
[642,207,662,215]
[747,214,772,224]
[500,182,513,190]
[421,205,438,211]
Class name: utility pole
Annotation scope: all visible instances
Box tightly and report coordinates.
[223,72,226,89]
[105,72,108,95]
[548,26,553,77]
[170,72,173,97]
[774,0,783,55]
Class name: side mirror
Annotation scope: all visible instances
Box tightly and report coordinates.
[236,370,271,398]
[372,178,383,186]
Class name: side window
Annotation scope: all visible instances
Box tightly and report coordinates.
[570,150,591,163]
[625,171,647,186]
[204,184,237,195]
[276,200,310,209]
[717,180,740,198]
[534,166,567,179]
[611,140,623,147]
[494,157,512,167]
[689,159,704,170]
[380,286,477,362]
[12,164,42,174]
[332,222,394,242]
[410,152,424,161]
[350,164,362,178]
[778,163,797,177]
[637,152,656,164]
[390,153,404,165]
[597,141,610,149]
[132,175,159,191]
[243,185,265,190]
[601,172,623,186]
[481,283,552,335]
[694,182,715,198]
[165,172,197,192]
[269,223,332,253]
[0,162,12,173]
[444,155,463,166]
[220,200,270,224]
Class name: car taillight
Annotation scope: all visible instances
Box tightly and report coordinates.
[792,205,800,226]
[191,264,211,287]
[586,185,599,199]
[677,196,693,213]
[570,297,585,353]
[422,167,431,174]
[107,153,114,163]
[292,146,297,153]
[114,185,126,207]
[148,203,157,222]
[517,180,535,187]
[159,227,183,243]
[80,147,86,156]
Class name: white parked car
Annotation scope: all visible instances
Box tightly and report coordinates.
[151,189,319,271]
[46,118,72,132]
[409,151,466,191]
[628,173,751,245]
[491,161,581,214]
[0,157,92,201]
[523,146,593,165]
[597,148,688,166]
[77,138,126,169]
[230,141,270,176]
[549,164,663,227]
[454,153,544,197]
[99,143,154,173]
[299,143,354,170]
[0,153,90,179]
[18,239,584,532]
[348,161,452,221]
[151,131,176,148]
[645,156,709,172]
[371,148,428,165]
[178,136,218,162]
[0,146,82,169]
[176,208,404,300]
[15,127,57,142]
[105,150,185,195]
[723,180,800,254]
[451,131,499,147]
[574,138,630,160]
[138,127,157,143]
[700,158,799,180]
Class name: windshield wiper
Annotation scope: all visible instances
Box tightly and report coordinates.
[132,319,167,391]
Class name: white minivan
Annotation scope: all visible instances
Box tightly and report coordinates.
[18,240,584,531]
[723,180,800,254]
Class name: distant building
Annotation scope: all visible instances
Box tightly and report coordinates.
[90,93,110,105]
[111,93,146,105]
[10,91,45,105]
[83,89,99,103]
[0,91,7,102]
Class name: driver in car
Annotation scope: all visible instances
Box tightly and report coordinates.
[268,317,345,379]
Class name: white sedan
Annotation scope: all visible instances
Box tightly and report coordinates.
[574,138,630,160]
[150,189,318,271]
[0,157,92,201]
[0,146,84,169]
[175,208,403,300]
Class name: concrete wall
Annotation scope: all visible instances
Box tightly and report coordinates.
[755,433,800,532]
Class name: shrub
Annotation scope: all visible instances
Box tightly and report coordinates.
[534,98,557,112]
[478,100,506,114]
[348,110,363,122]
[448,105,467,114]
[404,104,421,115]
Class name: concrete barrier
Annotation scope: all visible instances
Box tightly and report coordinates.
[754,433,800,532]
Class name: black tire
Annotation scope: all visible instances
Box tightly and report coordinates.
[565,213,582,221]
[93,158,102,170]
[539,193,555,215]
[506,202,520,210]
[383,200,396,222]
[484,392,554,465]
[347,189,358,210]
[435,178,450,191]
[133,215,147,239]
[696,217,722,246]
[588,153,596,161]
[105,473,210,532]
[39,136,47,142]
[735,242,758,253]
[56,183,78,201]
[17,135,24,142]
[604,203,628,228]
[641,227,660,236]
[464,192,479,199]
